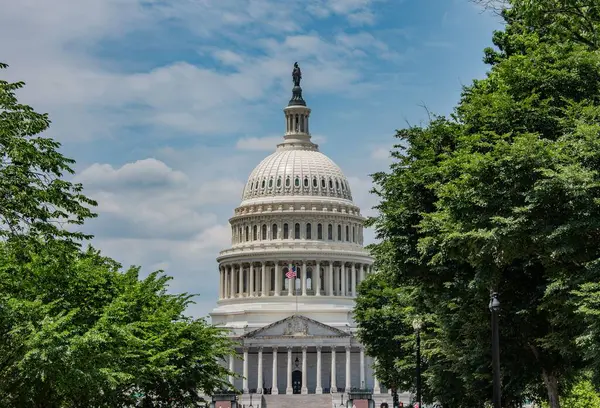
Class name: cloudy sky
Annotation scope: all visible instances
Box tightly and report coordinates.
[2,0,502,318]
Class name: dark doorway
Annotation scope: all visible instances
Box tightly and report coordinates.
[292,370,302,394]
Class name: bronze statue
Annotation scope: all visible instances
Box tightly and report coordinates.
[292,62,302,87]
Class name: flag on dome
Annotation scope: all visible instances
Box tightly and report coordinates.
[286,265,297,280]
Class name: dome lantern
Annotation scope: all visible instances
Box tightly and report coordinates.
[283,62,312,146]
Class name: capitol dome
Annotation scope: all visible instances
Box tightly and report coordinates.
[241,146,353,205]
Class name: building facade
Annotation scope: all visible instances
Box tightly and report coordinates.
[209,66,391,403]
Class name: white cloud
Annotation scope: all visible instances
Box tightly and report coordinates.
[236,136,281,151]
[370,146,391,161]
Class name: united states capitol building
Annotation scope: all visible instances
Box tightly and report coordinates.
[209,64,409,407]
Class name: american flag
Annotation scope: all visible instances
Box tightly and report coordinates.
[286,265,297,280]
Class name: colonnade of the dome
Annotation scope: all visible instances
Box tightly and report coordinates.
[218,260,373,300]
[231,219,364,246]
[243,173,353,201]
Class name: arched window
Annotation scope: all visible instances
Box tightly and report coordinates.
[295,177,300,187]
[283,267,290,290]
[268,179,273,188]
[245,226,249,242]
[272,224,278,240]
[335,180,340,190]
[317,223,323,240]
[319,267,325,295]
[337,225,342,241]
[306,223,312,239]
[306,267,313,290]
[294,223,300,239]
[239,227,243,242]
[328,224,333,240]
[277,177,282,187]
[262,224,267,240]
[321,178,326,188]
[283,223,289,239]
[303,177,309,187]
[261,179,266,188]
[341,182,345,191]
[286,178,291,187]
[243,269,248,293]
[345,225,349,241]
[313,177,318,187]
[253,225,258,240]
[270,267,275,292]
[329,179,333,189]
[352,226,356,242]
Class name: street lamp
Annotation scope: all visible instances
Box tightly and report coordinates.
[489,292,501,408]
[412,318,423,408]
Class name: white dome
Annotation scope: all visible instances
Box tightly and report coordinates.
[241,144,353,204]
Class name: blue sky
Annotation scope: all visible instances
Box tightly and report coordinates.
[1,0,503,318]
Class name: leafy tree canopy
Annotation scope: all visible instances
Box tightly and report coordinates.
[357,1,600,407]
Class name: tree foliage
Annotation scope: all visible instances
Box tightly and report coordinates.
[0,62,96,246]
[356,1,600,407]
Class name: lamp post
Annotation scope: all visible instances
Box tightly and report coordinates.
[489,292,501,408]
[412,318,423,408]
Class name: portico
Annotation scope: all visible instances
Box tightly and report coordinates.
[227,315,373,395]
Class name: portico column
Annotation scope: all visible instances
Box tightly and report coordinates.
[301,261,307,296]
[301,346,308,394]
[328,263,334,296]
[243,347,249,393]
[228,353,235,387]
[261,262,267,296]
[218,267,223,299]
[331,346,337,392]
[373,357,381,394]
[360,347,365,388]
[316,346,323,394]
[341,265,347,296]
[334,265,339,296]
[351,263,357,297]
[249,264,255,297]
[274,263,281,296]
[286,347,293,394]
[360,264,365,283]
[238,266,243,297]
[345,346,351,392]
[257,347,263,393]
[315,261,321,296]
[272,347,279,394]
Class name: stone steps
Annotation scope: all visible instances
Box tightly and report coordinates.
[261,393,332,408]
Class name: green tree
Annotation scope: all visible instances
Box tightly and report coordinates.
[0,241,234,408]
[357,1,600,407]
[0,62,96,246]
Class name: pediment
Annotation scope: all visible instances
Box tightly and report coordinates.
[243,315,350,339]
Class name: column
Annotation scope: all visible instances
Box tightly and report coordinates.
[373,357,381,394]
[230,266,236,298]
[345,346,351,392]
[288,264,294,296]
[223,267,228,299]
[261,262,267,296]
[351,263,357,297]
[334,265,339,296]
[257,347,263,393]
[360,348,365,388]
[238,266,243,297]
[228,354,235,387]
[243,347,249,393]
[301,261,307,296]
[249,264,255,297]
[360,264,365,283]
[218,267,223,299]
[315,261,321,296]
[328,263,334,296]
[316,346,323,394]
[274,263,281,296]
[331,346,337,392]
[286,347,293,394]
[301,346,308,394]
[272,347,279,394]
[341,265,347,296]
